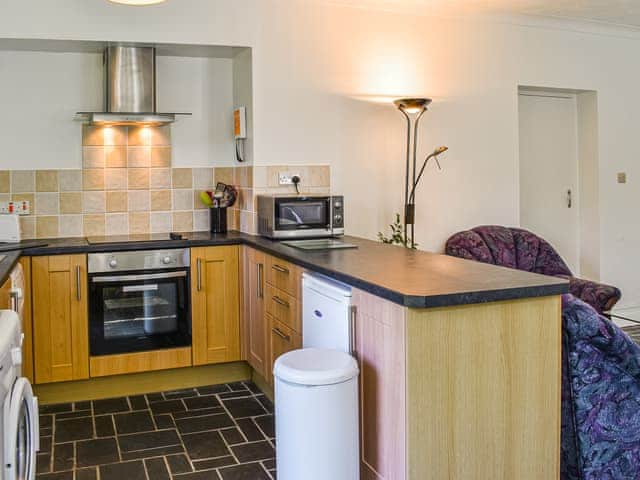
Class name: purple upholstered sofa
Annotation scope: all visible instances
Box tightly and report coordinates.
[445,225,621,313]
[562,294,640,479]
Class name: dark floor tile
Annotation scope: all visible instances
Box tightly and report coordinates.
[196,384,230,395]
[40,403,73,414]
[74,401,92,411]
[76,467,97,480]
[99,460,146,480]
[184,395,221,410]
[174,406,224,420]
[227,382,249,392]
[231,441,275,463]
[220,427,245,445]
[40,427,53,437]
[262,458,275,470]
[118,429,181,453]
[254,415,275,438]
[255,395,274,414]
[56,410,93,420]
[236,418,266,442]
[176,412,234,434]
[37,453,51,474]
[218,463,270,480]
[149,399,186,415]
[181,430,230,460]
[144,457,171,480]
[217,391,253,400]
[40,414,53,429]
[55,417,93,443]
[269,469,276,479]
[174,470,220,480]
[166,453,192,474]
[164,388,198,399]
[114,411,155,435]
[243,382,261,394]
[40,436,52,453]
[53,443,74,472]
[95,415,115,437]
[146,392,165,403]
[36,471,73,480]
[128,395,148,411]
[93,397,130,415]
[193,456,237,471]
[76,438,119,468]
[222,397,267,418]
[154,413,176,429]
[121,444,184,460]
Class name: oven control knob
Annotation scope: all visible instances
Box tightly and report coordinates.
[162,256,172,265]
[109,259,118,268]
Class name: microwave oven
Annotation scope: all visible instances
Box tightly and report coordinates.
[257,194,344,239]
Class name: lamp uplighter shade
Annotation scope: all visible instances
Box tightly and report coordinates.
[394,98,432,114]
[108,0,167,5]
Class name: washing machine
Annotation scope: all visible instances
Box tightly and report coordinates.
[0,308,39,480]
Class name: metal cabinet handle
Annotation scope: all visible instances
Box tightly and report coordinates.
[9,291,19,313]
[76,265,81,301]
[196,258,202,292]
[272,327,291,342]
[349,305,357,357]
[272,264,289,274]
[272,295,290,308]
[257,263,264,299]
[567,189,572,208]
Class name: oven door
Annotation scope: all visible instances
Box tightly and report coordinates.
[89,270,191,356]
[274,197,331,233]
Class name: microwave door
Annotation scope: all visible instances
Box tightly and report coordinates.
[275,198,330,230]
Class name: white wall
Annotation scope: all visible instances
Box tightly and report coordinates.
[1,0,640,307]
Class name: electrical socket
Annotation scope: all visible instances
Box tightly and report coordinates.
[279,171,301,185]
[0,201,30,215]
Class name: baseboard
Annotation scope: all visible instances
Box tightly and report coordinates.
[251,369,274,401]
[34,361,252,404]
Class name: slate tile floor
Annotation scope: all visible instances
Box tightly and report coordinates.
[37,382,276,480]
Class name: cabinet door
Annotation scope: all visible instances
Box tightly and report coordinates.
[191,246,241,365]
[32,255,89,384]
[353,288,407,480]
[267,315,301,385]
[242,247,268,377]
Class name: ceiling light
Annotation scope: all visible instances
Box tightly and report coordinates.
[108,0,167,5]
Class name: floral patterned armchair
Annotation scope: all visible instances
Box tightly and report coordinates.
[561,294,640,479]
[445,225,621,313]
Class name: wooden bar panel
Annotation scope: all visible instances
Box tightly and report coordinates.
[242,247,268,377]
[90,347,193,377]
[265,255,300,298]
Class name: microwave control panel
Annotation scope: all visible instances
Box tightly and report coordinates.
[332,196,344,228]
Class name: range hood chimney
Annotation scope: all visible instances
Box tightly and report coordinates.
[75,46,190,126]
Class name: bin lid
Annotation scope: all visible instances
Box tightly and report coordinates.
[274,348,359,386]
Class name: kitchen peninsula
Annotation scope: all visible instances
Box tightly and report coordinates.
[0,232,566,480]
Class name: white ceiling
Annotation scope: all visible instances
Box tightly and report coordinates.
[326,0,640,30]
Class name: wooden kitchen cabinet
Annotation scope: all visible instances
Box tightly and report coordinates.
[191,246,241,365]
[267,315,301,384]
[32,255,89,384]
[242,247,268,377]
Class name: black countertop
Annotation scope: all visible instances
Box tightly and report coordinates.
[0,231,568,308]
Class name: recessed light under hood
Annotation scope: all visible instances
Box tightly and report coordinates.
[75,45,190,126]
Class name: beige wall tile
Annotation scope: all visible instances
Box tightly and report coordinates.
[193,168,214,189]
[194,191,208,210]
[105,168,128,191]
[0,194,8,203]
[83,214,105,236]
[233,166,253,188]
[82,191,106,213]
[172,211,193,232]
[266,166,286,188]
[172,189,193,211]
[0,171,9,193]
[128,126,151,147]
[238,188,253,211]
[214,167,233,185]
[150,190,172,211]
[11,193,34,212]
[106,191,128,213]
[172,168,193,189]
[252,166,267,189]
[83,169,105,191]
[36,170,59,192]
[309,165,330,187]
[35,193,59,215]
[151,126,171,146]
[228,208,240,231]
[83,147,105,168]
[127,147,151,168]
[149,168,171,189]
[103,126,127,146]
[59,170,82,192]
[106,213,129,236]
[129,212,150,234]
[60,192,82,214]
[150,212,172,233]
[193,210,209,231]
[128,190,150,212]
[59,215,83,237]
[240,210,256,234]
[128,168,149,190]
[105,146,127,168]
[82,125,105,146]
[36,216,59,238]
[20,216,35,239]
[151,147,172,167]
[11,171,35,193]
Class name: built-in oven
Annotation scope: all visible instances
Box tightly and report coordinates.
[88,249,191,356]
[257,194,344,239]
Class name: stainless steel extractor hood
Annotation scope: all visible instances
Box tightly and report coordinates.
[75,45,190,126]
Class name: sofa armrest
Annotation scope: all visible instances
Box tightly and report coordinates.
[565,276,621,314]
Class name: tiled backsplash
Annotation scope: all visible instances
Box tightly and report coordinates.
[0,125,331,239]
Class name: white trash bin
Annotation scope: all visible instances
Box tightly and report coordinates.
[274,348,360,480]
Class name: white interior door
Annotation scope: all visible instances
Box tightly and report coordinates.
[519,92,579,273]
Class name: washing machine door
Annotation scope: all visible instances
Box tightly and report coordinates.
[4,378,38,480]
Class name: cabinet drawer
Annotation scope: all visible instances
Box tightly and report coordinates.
[269,315,302,383]
[266,256,300,298]
[265,284,300,333]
